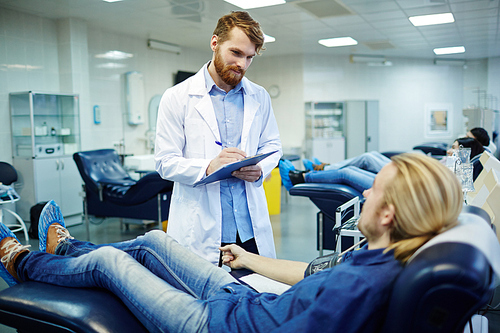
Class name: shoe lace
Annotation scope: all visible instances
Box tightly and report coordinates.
[55,225,74,243]
[1,240,30,265]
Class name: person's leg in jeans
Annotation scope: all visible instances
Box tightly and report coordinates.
[38,200,237,293]
[324,151,390,174]
[15,232,237,333]
[304,166,375,192]
[52,230,237,297]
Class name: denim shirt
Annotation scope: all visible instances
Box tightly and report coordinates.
[208,247,403,333]
[204,65,254,243]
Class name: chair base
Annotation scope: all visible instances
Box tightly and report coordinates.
[0,207,29,242]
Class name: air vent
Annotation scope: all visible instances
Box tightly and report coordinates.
[294,0,354,19]
[363,41,395,50]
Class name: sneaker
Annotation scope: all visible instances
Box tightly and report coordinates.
[38,200,70,252]
[46,224,74,254]
[302,159,314,171]
[278,159,295,191]
[0,223,30,287]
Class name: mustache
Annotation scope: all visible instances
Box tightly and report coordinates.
[227,65,243,75]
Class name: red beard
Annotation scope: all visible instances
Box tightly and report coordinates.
[214,50,246,87]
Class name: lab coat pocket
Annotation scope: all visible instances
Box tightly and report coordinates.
[184,118,206,158]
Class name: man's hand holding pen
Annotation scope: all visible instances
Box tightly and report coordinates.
[207,141,262,181]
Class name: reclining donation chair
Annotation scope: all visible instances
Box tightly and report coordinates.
[290,183,363,254]
[0,206,496,332]
[73,149,173,235]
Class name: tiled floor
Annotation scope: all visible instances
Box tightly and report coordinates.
[0,188,499,332]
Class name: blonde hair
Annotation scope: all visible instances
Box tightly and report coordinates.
[213,11,265,55]
[384,153,463,263]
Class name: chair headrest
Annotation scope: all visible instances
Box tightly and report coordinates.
[0,162,17,185]
[409,209,500,282]
[73,150,134,192]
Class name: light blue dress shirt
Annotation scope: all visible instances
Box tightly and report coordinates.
[204,64,254,243]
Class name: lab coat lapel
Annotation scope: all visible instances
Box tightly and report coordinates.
[241,84,259,151]
[194,94,220,142]
[189,66,220,142]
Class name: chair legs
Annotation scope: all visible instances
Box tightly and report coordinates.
[0,208,29,242]
[82,189,166,238]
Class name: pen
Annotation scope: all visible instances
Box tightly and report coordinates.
[215,141,228,149]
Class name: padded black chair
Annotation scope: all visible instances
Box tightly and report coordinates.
[0,208,495,332]
[289,183,363,253]
[413,142,448,157]
[0,162,29,242]
[73,149,173,235]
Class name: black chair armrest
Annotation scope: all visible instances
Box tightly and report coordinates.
[289,183,362,199]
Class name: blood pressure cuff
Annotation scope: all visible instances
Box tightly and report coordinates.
[305,252,342,277]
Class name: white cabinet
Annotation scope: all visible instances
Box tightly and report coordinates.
[304,100,379,163]
[9,92,82,222]
[13,156,83,223]
[33,157,82,216]
[345,101,379,159]
[305,102,345,164]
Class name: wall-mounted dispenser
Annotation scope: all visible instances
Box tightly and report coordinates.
[125,71,145,125]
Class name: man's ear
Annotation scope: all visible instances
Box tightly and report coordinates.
[210,35,218,52]
[380,204,395,228]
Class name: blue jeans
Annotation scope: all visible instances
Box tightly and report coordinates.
[16,230,237,333]
[324,151,390,174]
[304,166,375,193]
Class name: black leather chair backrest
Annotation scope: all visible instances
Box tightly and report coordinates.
[472,154,484,181]
[413,142,448,156]
[73,149,135,193]
[0,162,18,185]
[382,242,493,333]
[289,183,362,219]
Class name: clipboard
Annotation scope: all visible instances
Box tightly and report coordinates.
[193,150,278,187]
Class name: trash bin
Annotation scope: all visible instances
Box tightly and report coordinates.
[263,167,281,215]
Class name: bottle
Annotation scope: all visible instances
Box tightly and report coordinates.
[42,122,48,136]
[51,127,56,136]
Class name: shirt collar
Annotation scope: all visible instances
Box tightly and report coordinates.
[348,246,398,266]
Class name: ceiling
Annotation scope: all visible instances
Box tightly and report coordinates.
[0,0,499,60]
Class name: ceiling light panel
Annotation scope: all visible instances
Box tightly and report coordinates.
[223,0,286,9]
[433,46,465,55]
[319,37,358,47]
[264,34,276,43]
[95,50,133,60]
[409,13,455,26]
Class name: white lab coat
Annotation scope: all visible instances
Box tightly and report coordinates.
[155,63,282,264]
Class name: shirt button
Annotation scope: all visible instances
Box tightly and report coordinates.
[234,209,237,212]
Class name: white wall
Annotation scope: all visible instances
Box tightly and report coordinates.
[246,54,304,153]
[487,57,500,111]
[0,7,212,165]
[1,7,498,165]
[0,8,60,163]
[86,27,210,155]
[303,55,465,152]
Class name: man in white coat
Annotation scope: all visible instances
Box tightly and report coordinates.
[155,11,282,265]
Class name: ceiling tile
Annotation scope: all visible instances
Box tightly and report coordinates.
[402,4,453,17]
[346,1,400,14]
[450,0,499,12]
